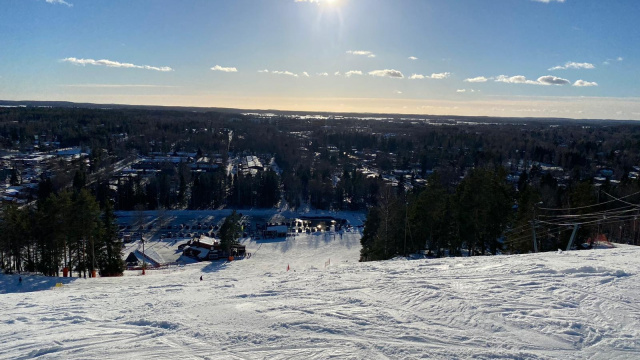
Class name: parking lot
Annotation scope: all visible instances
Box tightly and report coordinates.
[116,210,273,244]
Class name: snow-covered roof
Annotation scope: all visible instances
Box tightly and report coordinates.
[196,236,217,247]
[185,246,210,260]
[138,248,164,266]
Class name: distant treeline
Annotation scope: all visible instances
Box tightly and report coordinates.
[2,107,640,215]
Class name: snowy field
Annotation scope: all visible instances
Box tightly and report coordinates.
[2,228,640,359]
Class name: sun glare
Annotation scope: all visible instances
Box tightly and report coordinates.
[320,0,340,7]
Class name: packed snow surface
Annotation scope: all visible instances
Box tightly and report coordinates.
[2,228,640,359]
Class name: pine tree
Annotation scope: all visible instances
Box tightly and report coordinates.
[99,200,125,276]
[360,207,381,261]
[71,189,101,277]
[219,210,241,253]
[410,173,449,257]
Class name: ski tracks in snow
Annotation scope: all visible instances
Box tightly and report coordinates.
[1,241,640,359]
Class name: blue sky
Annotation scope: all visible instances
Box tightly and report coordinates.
[1,0,639,119]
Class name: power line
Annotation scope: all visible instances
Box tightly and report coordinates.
[537,208,639,225]
[537,205,636,219]
[537,213,639,227]
[602,190,640,208]
[504,224,571,245]
[537,190,640,212]
[504,222,532,233]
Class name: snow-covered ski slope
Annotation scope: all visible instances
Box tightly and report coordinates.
[2,233,640,359]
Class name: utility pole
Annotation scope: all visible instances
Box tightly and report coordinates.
[634,213,638,245]
[142,235,146,275]
[532,205,538,253]
[91,237,95,278]
[567,224,579,251]
[619,225,623,243]
[83,239,87,278]
[404,200,408,257]
[237,163,240,206]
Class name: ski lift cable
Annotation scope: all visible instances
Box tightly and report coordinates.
[601,190,640,208]
[537,205,637,219]
[504,222,533,233]
[504,225,568,244]
[537,207,639,224]
[505,225,570,244]
[536,216,627,227]
[536,190,640,212]
[538,209,639,225]
[536,213,639,227]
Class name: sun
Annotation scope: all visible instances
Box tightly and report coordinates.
[319,0,341,6]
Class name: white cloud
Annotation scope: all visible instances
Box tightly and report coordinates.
[394,90,403,94]
[549,61,595,71]
[368,69,404,78]
[210,65,238,73]
[498,75,539,84]
[345,70,363,77]
[302,72,310,77]
[456,89,467,93]
[537,75,571,85]
[464,76,489,83]
[334,71,342,76]
[408,56,418,61]
[430,72,451,79]
[495,74,570,86]
[60,84,178,88]
[257,69,298,77]
[409,72,450,80]
[316,72,329,77]
[573,80,598,87]
[46,0,72,7]
[347,50,376,58]
[271,70,298,77]
[604,57,624,65]
[62,57,173,72]
[531,0,565,3]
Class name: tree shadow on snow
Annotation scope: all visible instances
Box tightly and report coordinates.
[255,238,287,244]
[0,273,76,294]
[201,260,230,273]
